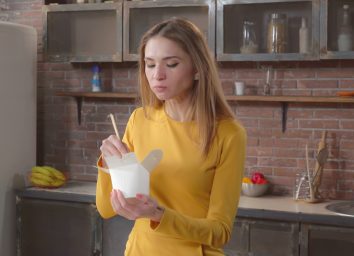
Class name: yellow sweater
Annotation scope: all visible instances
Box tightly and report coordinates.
[96,107,246,256]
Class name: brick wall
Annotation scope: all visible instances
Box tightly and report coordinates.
[4,0,354,199]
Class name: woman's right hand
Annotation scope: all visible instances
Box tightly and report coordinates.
[100,135,129,167]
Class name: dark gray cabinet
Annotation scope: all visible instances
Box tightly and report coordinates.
[224,217,354,256]
[224,217,300,256]
[300,223,354,256]
[16,196,134,256]
[16,197,102,256]
[17,195,354,256]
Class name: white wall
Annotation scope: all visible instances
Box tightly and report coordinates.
[0,21,37,256]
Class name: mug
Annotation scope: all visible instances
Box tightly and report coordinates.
[235,81,245,95]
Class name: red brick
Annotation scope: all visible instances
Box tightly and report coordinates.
[299,120,339,129]
[341,120,354,129]
[273,168,298,177]
[237,70,265,79]
[317,69,354,78]
[281,70,316,79]
[339,79,354,88]
[297,80,338,89]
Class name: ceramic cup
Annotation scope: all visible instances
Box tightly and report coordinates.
[235,81,245,95]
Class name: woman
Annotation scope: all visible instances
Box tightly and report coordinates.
[96,18,246,255]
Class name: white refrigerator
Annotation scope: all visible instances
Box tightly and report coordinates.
[0,21,37,256]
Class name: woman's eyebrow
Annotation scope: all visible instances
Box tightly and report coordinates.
[144,56,182,61]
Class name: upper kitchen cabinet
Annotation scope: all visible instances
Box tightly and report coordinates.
[43,1,123,62]
[123,0,216,61]
[320,0,354,59]
[217,0,320,61]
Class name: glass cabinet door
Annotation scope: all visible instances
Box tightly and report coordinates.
[43,2,123,62]
[123,0,216,61]
[217,0,320,61]
[320,0,354,59]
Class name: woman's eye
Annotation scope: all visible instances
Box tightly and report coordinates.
[146,63,155,68]
[167,63,179,68]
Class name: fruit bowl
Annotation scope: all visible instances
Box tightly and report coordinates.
[242,183,269,197]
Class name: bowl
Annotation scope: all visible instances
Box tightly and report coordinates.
[242,183,269,197]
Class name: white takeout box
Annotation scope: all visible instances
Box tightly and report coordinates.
[104,150,163,198]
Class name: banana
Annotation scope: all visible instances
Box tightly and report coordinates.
[42,166,66,181]
[30,176,51,187]
[29,165,66,188]
[50,179,65,187]
[31,166,55,178]
[30,172,55,183]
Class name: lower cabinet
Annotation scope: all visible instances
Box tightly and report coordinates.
[300,224,354,256]
[17,197,354,256]
[224,218,300,256]
[16,197,102,256]
[225,217,354,256]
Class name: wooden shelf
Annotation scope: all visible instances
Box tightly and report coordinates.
[57,92,354,130]
[56,91,137,99]
[57,92,354,103]
[56,91,136,124]
[225,95,354,104]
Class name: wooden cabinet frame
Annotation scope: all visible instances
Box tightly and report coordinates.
[216,0,321,61]
[43,2,123,62]
[123,0,216,61]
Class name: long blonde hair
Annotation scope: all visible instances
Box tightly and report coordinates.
[138,18,234,156]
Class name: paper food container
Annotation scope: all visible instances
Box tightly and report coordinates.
[104,149,163,198]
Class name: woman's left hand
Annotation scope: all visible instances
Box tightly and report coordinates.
[110,189,164,222]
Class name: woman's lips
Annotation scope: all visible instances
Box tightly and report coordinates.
[153,86,167,93]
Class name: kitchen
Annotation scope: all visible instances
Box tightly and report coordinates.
[1,0,354,256]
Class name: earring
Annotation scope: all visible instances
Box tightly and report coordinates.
[194,73,199,80]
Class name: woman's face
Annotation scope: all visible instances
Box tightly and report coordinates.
[144,36,195,102]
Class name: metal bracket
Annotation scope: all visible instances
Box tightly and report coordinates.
[281,102,288,133]
[75,96,83,125]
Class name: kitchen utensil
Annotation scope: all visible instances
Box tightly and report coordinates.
[109,113,120,139]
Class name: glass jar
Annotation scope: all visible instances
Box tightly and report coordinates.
[240,20,258,54]
[337,4,352,51]
[267,13,287,53]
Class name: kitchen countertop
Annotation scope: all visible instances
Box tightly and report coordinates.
[16,181,354,227]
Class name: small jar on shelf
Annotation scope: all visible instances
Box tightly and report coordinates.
[240,20,258,54]
[337,4,353,52]
[267,13,287,53]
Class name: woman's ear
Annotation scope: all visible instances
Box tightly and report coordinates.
[194,73,199,81]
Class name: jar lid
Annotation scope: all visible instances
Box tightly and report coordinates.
[270,13,287,19]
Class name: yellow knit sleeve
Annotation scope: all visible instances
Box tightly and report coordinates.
[151,125,247,248]
[95,156,116,219]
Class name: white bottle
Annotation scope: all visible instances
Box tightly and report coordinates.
[299,17,310,54]
[338,4,353,51]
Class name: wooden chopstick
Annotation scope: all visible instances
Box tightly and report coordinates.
[109,113,120,140]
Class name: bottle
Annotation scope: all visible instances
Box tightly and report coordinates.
[337,4,353,51]
[91,64,102,92]
[299,17,310,54]
[267,13,287,53]
[240,20,258,54]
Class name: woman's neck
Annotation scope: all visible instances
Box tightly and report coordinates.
[164,96,193,122]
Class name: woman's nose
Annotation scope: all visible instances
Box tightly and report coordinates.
[153,66,166,80]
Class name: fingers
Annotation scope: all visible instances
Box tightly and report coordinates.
[110,190,159,221]
[100,135,129,158]
[136,193,156,207]
[110,190,135,220]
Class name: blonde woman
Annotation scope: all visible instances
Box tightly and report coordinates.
[96,18,246,255]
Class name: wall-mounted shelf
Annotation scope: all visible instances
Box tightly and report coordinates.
[57,91,354,130]
[226,95,354,132]
[56,91,136,124]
